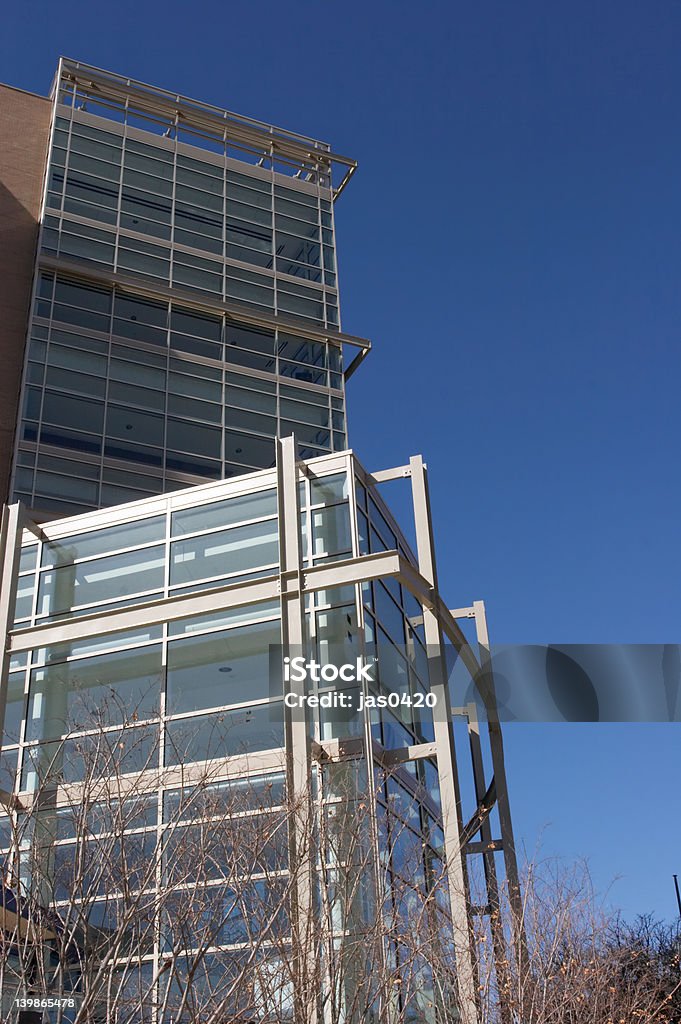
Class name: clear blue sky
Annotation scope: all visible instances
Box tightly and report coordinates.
[3,0,680,922]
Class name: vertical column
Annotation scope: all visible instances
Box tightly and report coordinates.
[276,436,317,1024]
[409,457,479,1024]
[473,600,530,989]
[465,701,512,1024]
[0,504,25,776]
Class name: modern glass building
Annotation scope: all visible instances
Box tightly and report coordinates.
[6,59,369,519]
[0,60,522,1024]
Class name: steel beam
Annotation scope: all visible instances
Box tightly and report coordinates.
[276,436,317,1024]
[473,601,530,984]
[8,550,419,656]
[464,700,512,1024]
[0,505,26,769]
[408,456,479,1024]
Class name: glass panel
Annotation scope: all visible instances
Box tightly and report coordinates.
[277,334,326,367]
[41,391,104,434]
[58,725,159,783]
[369,497,398,550]
[169,600,280,637]
[26,645,163,738]
[224,408,276,436]
[319,687,363,740]
[280,398,329,428]
[226,324,275,354]
[38,545,165,617]
[167,394,221,424]
[224,432,275,467]
[163,772,285,820]
[34,472,99,505]
[42,516,164,567]
[171,307,222,342]
[225,385,276,415]
[114,292,168,326]
[172,489,276,537]
[165,704,284,764]
[54,279,112,316]
[3,672,25,746]
[19,546,38,574]
[47,343,107,376]
[374,584,406,646]
[0,749,18,793]
[13,574,35,622]
[109,380,166,412]
[167,620,282,714]
[311,503,352,557]
[170,520,278,586]
[166,419,220,458]
[169,372,221,404]
[106,405,165,446]
[316,604,359,667]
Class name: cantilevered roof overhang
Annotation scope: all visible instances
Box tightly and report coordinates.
[51,58,358,199]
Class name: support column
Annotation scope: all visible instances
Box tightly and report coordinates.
[464,701,512,1024]
[409,457,479,1024]
[473,600,530,992]
[276,437,317,1024]
[0,504,26,777]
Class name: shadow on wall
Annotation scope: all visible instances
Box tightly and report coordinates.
[0,180,43,504]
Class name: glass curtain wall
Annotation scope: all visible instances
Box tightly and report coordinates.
[11,91,347,517]
[1,453,452,1021]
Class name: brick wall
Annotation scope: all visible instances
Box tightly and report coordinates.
[0,84,51,504]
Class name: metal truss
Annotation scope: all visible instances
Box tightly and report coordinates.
[51,59,358,198]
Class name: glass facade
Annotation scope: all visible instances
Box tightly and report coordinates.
[1,452,454,1022]
[0,60,518,1024]
[10,63,354,518]
[6,457,437,788]
[41,115,339,314]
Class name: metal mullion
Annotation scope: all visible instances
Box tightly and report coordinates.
[220,157,228,479]
[96,266,115,505]
[220,153,228,306]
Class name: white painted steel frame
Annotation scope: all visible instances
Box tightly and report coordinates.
[0,448,525,1024]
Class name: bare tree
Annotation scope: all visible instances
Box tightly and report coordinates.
[5,695,677,1024]
[471,857,681,1024]
[0,704,464,1024]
